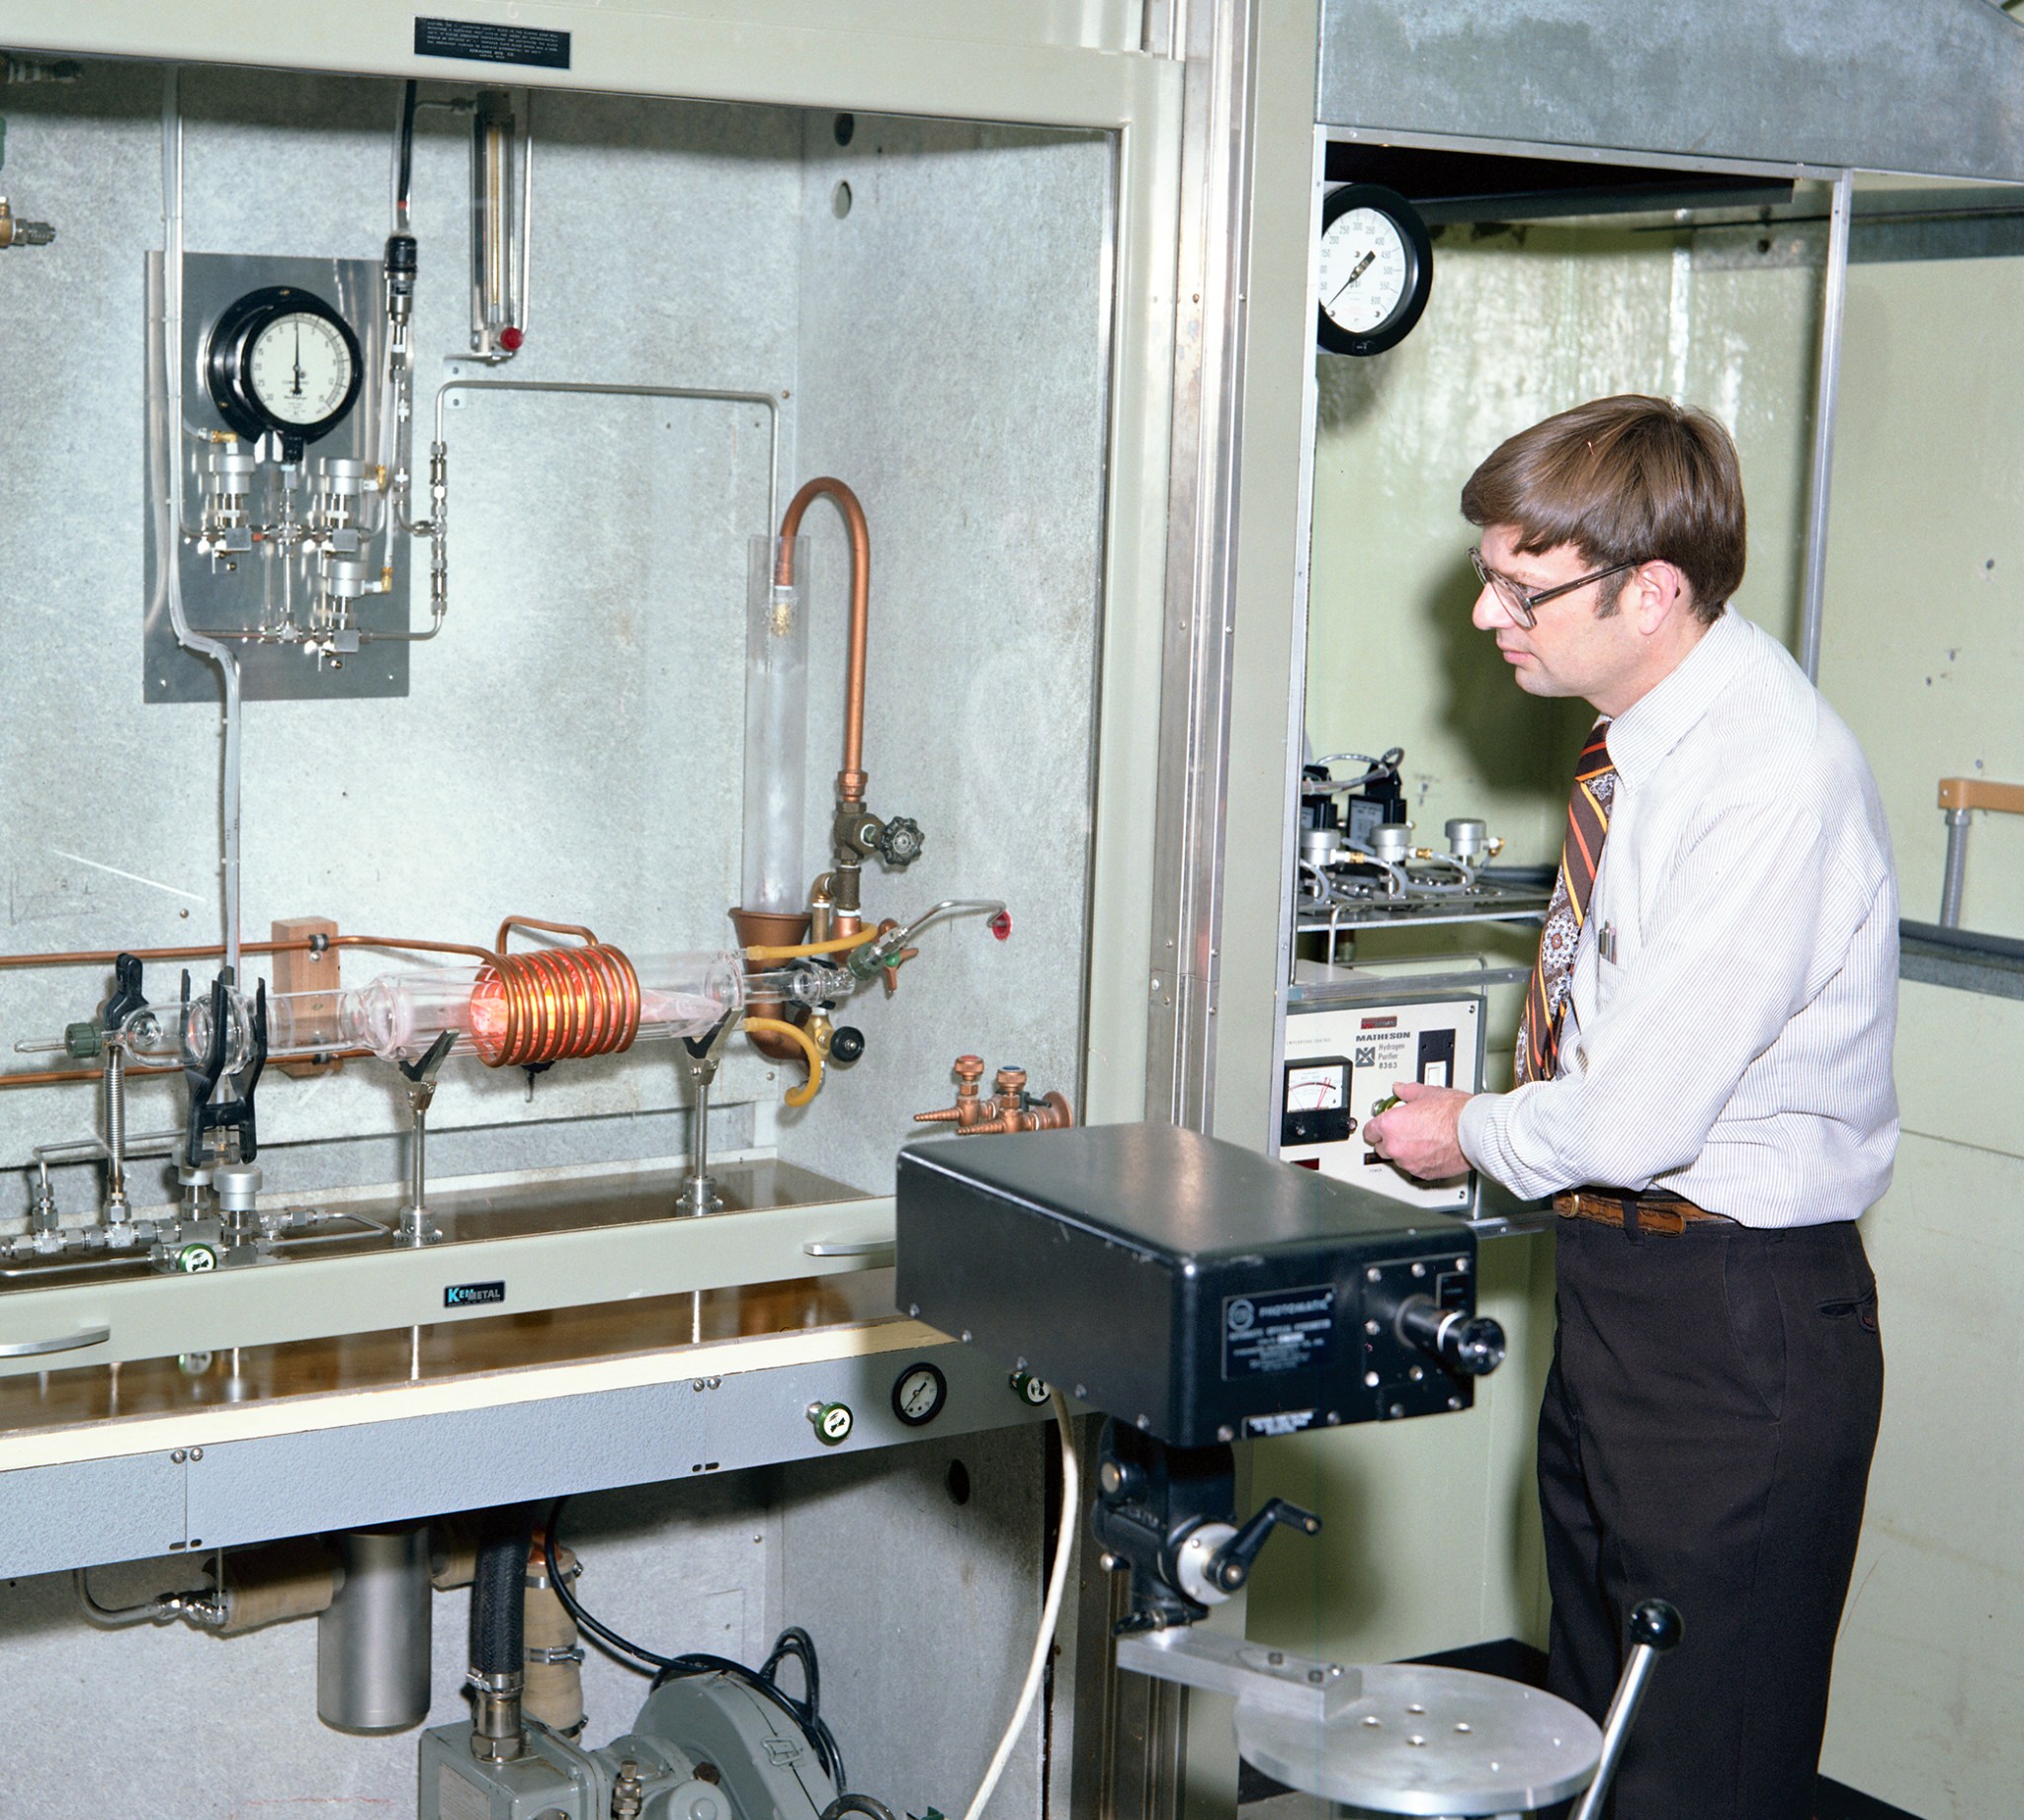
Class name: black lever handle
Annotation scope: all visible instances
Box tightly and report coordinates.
[1208,1497,1322,1595]
[182,969,267,1168]
[103,952,146,1034]
[1395,1293,1506,1376]
[1568,1600,1683,1820]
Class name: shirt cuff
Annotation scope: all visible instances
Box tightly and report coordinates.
[1458,1089,1565,1203]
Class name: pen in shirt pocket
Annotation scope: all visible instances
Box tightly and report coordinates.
[1597,921,1619,963]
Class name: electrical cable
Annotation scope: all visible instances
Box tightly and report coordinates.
[542,1499,846,1787]
[396,80,418,221]
[819,1799,898,1820]
[957,1390,1079,1820]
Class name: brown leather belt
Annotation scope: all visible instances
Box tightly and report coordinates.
[1553,1187,1733,1236]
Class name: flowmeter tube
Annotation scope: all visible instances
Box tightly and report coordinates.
[743,535,808,916]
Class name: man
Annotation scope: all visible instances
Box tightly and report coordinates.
[1366,395,1895,1820]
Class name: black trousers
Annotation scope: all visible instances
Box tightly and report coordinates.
[1540,1214,1883,1820]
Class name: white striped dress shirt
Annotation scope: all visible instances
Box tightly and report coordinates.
[1458,609,1899,1228]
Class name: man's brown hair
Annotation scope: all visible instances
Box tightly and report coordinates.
[1460,394,1745,623]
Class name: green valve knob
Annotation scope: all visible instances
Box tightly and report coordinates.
[1372,1094,1400,1117]
[64,1022,103,1061]
[1011,1370,1051,1407]
[807,1400,854,1446]
[176,1244,218,1274]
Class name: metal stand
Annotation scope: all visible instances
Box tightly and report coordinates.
[675,1008,740,1218]
[395,1033,457,1247]
[1119,1602,1679,1819]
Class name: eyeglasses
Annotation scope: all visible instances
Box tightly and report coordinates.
[1469,547,1639,628]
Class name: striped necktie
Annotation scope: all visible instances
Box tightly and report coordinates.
[1517,719,1616,1085]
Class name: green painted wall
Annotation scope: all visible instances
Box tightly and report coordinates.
[1815,249,2024,1818]
[1249,213,2024,1819]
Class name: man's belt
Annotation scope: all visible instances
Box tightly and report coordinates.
[1552,1187,1733,1236]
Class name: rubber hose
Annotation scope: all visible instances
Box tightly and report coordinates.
[470,1514,532,1677]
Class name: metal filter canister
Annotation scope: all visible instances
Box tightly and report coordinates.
[317,1523,433,1732]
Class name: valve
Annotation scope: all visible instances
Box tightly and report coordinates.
[877,815,924,867]
[913,1055,1072,1135]
[828,1025,866,1065]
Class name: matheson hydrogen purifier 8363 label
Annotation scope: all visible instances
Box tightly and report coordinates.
[1223,1284,1337,1379]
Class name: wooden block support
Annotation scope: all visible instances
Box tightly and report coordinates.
[271,916,343,1078]
[1937,777,2024,815]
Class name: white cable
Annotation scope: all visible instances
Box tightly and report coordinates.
[959,1391,1079,1820]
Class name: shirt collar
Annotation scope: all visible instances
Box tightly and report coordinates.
[1601,607,1750,786]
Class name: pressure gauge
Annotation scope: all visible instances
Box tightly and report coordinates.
[205,285,363,455]
[891,1361,948,1428]
[1315,183,1433,357]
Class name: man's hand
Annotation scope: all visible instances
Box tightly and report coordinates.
[1365,1080,1472,1181]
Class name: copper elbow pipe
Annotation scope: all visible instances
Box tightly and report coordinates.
[775,476,871,803]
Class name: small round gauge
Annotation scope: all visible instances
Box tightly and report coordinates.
[891,1361,948,1428]
[205,285,363,452]
[1315,183,1434,357]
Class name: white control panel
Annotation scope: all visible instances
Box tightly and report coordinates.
[1279,996,1481,1211]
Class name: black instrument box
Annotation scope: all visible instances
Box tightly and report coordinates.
[894,1122,1481,1447]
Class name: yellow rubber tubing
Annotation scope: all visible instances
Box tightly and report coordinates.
[742,1017,824,1107]
[742,929,883,961]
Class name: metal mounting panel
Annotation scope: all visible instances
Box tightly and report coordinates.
[143,251,410,703]
[1317,0,2024,185]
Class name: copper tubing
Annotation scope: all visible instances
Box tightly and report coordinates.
[495,915,601,952]
[469,945,642,1068]
[1,1049,374,1092]
[775,477,871,802]
[0,934,498,972]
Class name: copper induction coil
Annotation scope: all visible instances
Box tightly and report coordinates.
[469,944,641,1068]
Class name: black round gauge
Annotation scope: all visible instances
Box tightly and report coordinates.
[204,286,363,451]
[891,1360,948,1428]
[1315,183,1434,358]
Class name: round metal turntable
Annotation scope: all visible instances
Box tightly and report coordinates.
[1234,1662,1601,1817]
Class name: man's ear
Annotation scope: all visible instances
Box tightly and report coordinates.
[1632,559,1689,634]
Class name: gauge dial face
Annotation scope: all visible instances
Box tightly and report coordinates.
[1318,207,1409,335]
[247,311,356,426]
[892,1362,948,1427]
[1313,184,1433,357]
[1287,1063,1347,1113]
[204,286,364,448]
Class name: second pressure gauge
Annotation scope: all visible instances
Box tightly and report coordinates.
[1315,183,1433,358]
[891,1361,948,1428]
[205,285,363,455]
